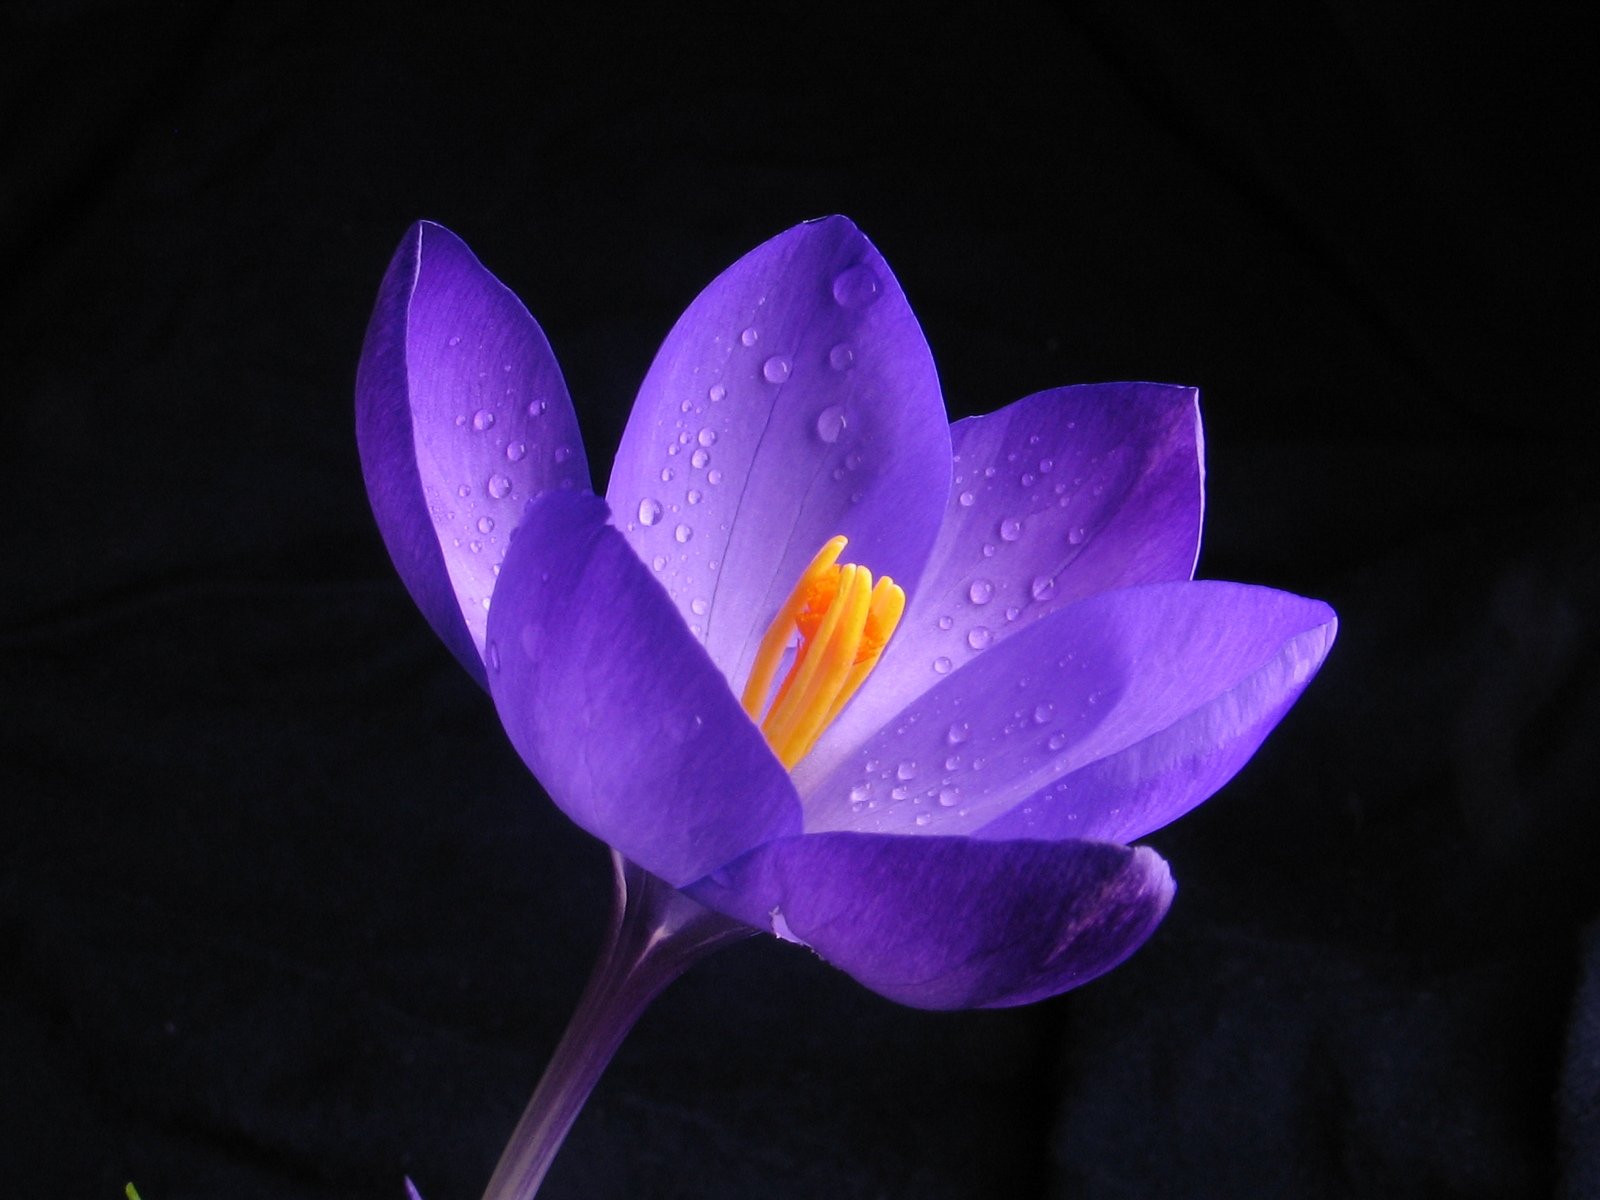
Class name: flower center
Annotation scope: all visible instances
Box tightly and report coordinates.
[741,536,905,769]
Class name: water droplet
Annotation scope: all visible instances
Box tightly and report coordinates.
[914,812,934,827]
[849,781,872,803]
[1039,457,1054,474]
[937,787,959,807]
[674,524,693,543]
[472,409,495,431]
[1047,732,1068,750]
[697,427,718,447]
[932,656,952,674]
[505,441,527,462]
[967,578,994,605]
[815,404,847,443]
[937,614,954,630]
[709,383,727,402]
[890,785,911,800]
[554,445,573,464]
[761,356,792,384]
[958,490,975,507]
[691,597,709,615]
[687,488,703,505]
[488,475,513,499]
[967,626,993,650]
[946,721,971,745]
[1067,526,1086,545]
[652,555,667,572]
[831,263,880,308]
[1021,472,1036,487]
[527,398,547,416]
[487,640,500,671]
[477,516,495,534]
[1031,575,1056,602]
[447,335,462,347]
[740,327,759,347]
[638,498,663,526]
[468,540,482,553]
[1033,703,1053,725]
[896,760,917,781]
[660,466,674,482]
[828,342,856,370]
[691,448,710,469]
[999,516,1023,542]
[845,451,862,471]
[457,484,471,498]
[707,468,724,485]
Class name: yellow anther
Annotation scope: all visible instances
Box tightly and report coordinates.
[742,536,905,769]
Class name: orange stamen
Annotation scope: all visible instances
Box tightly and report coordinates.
[741,536,905,769]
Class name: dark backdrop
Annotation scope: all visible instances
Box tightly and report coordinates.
[3,3,1594,1198]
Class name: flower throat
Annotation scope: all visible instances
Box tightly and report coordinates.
[740,536,904,770]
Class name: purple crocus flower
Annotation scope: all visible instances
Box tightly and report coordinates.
[357,217,1335,1197]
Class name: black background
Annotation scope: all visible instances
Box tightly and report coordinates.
[3,3,1595,1198]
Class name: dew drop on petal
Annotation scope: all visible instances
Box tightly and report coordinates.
[528,398,547,416]
[914,812,934,827]
[999,516,1023,542]
[827,342,856,371]
[707,468,724,485]
[968,578,994,605]
[761,356,792,384]
[815,404,847,443]
[660,466,674,482]
[652,555,667,572]
[937,787,959,807]
[691,448,710,469]
[477,516,495,534]
[1047,732,1068,750]
[932,656,952,674]
[937,614,954,630]
[487,475,513,499]
[637,498,662,526]
[472,409,495,431]
[831,263,881,308]
[849,781,871,804]
[1068,526,1086,545]
[1033,703,1054,724]
[740,327,759,347]
[447,335,462,347]
[891,785,911,800]
[968,626,993,650]
[487,640,500,672]
[1031,575,1056,602]
[687,489,702,505]
[896,760,917,781]
[457,484,471,498]
[958,490,975,507]
[554,445,573,464]
[709,383,727,402]
[946,721,971,745]
[697,427,718,447]
[674,524,693,544]
[691,597,709,616]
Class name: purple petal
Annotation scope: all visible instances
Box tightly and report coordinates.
[795,581,1335,843]
[356,222,589,681]
[604,216,950,688]
[688,832,1174,1009]
[485,489,802,887]
[802,382,1202,776]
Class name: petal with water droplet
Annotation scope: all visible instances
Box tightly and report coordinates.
[356,222,589,684]
[605,216,949,685]
[486,490,801,886]
[686,832,1174,1009]
[805,382,1201,766]
[796,581,1335,841]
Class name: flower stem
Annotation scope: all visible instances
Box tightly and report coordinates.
[479,851,751,1200]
